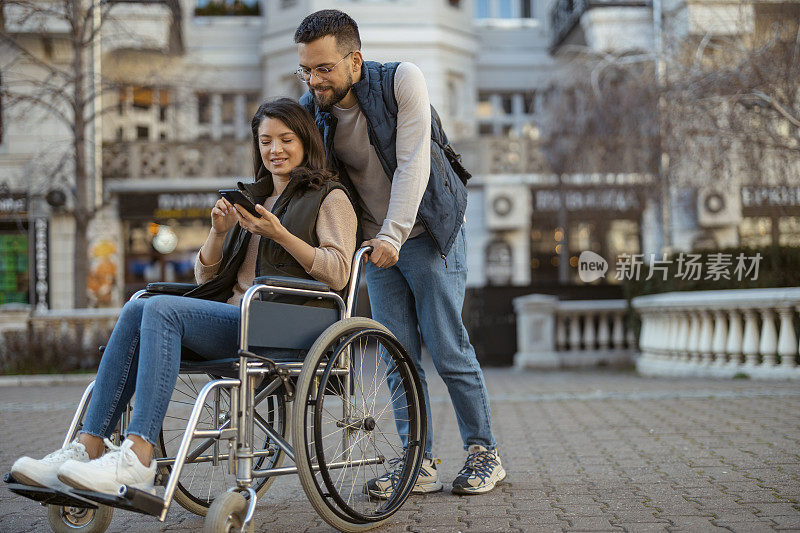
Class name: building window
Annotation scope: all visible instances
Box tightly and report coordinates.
[447,73,465,119]
[477,90,537,137]
[778,216,800,246]
[131,86,152,111]
[739,217,772,247]
[117,87,170,113]
[194,91,260,140]
[197,93,211,125]
[221,93,236,125]
[476,0,536,19]
[114,87,170,141]
[136,126,149,140]
[247,93,261,122]
[195,0,260,16]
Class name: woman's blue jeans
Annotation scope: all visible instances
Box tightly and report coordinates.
[80,295,241,445]
[365,226,497,458]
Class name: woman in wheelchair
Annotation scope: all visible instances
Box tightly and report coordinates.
[11,98,357,497]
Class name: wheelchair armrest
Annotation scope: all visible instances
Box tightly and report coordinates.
[145,282,198,296]
[253,276,330,293]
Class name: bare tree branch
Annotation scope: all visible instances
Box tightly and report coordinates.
[749,90,800,128]
[2,89,71,125]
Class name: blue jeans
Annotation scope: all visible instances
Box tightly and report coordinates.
[81,295,241,445]
[365,226,496,458]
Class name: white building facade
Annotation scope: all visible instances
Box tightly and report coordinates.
[1,0,796,310]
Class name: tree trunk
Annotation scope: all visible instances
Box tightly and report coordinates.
[72,0,90,309]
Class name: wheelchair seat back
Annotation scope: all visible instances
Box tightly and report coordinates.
[245,300,339,351]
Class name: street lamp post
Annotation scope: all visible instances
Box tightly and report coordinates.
[653,0,671,254]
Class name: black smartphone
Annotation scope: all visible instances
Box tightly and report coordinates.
[219,189,261,218]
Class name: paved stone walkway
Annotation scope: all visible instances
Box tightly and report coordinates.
[1,367,799,532]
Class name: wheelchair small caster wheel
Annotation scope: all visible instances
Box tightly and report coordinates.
[47,504,113,533]
[203,491,253,533]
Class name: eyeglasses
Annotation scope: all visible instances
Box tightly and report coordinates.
[295,51,353,82]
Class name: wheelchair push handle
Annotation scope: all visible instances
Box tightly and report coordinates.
[354,245,373,264]
[344,246,373,319]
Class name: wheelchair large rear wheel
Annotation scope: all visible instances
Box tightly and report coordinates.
[158,372,288,516]
[292,318,426,532]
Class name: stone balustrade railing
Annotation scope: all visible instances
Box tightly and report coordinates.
[1,308,121,373]
[514,294,636,369]
[103,140,251,180]
[634,288,800,379]
[28,308,121,350]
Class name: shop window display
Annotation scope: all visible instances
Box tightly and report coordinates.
[739,217,772,248]
[0,223,28,305]
[123,220,210,298]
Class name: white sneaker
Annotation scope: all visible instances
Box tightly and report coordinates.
[58,439,156,496]
[11,441,90,490]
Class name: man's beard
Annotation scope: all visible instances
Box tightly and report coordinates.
[311,72,353,111]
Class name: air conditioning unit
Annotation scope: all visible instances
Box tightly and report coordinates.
[485,185,530,230]
[697,186,741,228]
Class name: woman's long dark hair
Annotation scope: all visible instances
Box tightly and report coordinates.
[250,98,336,195]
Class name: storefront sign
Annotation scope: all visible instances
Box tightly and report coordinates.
[119,192,217,220]
[534,188,641,214]
[742,186,800,208]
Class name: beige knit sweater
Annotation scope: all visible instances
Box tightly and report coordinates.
[195,188,357,306]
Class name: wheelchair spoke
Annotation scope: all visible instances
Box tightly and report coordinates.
[298,324,424,525]
[158,372,287,513]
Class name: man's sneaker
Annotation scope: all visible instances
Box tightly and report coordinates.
[11,441,90,490]
[365,456,444,499]
[451,445,506,495]
[58,438,157,496]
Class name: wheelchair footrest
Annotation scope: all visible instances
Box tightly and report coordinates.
[4,474,99,509]
[70,486,165,517]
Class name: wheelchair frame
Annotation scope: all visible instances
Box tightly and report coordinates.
[6,246,427,533]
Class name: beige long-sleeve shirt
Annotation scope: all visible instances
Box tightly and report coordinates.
[331,62,431,252]
[195,188,357,306]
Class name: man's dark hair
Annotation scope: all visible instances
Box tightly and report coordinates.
[294,9,361,53]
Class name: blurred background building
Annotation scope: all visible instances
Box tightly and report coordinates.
[1,0,798,367]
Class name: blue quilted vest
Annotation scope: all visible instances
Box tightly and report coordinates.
[300,61,468,258]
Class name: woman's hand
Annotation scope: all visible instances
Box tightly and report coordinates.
[234,203,288,242]
[211,198,237,235]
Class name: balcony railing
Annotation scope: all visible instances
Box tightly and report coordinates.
[453,138,550,175]
[550,0,651,49]
[103,140,251,180]
[514,294,637,368]
[634,288,800,380]
[102,138,546,181]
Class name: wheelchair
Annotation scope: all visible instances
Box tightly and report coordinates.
[5,247,427,533]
